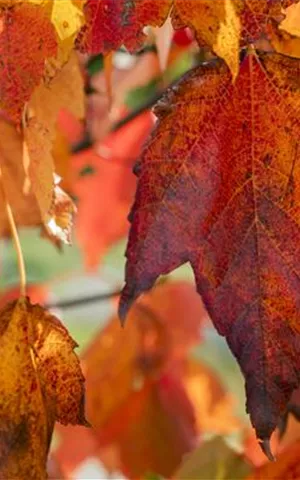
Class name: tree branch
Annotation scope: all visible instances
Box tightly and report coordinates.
[45,288,121,310]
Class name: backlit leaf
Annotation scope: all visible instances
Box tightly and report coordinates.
[0,120,41,235]
[29,0,86,43]
[280,1,300,37]
[56,282,239,478]
[75,0,298,76]
[120,51,300,444]
[267,20,300,59]
[76,0,172,54]
[0,298,86,479]
[46,175,76,245]
[73,111,154,268]
[24,52,84,225]
[5,0,86,62]
[0,3,57,124]
[183,359,240,435]
[0,120,76,244]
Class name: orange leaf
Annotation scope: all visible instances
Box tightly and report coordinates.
[0,3,57,124]
[56,282,239,478]
[0,298,86,479]
[84,281,206,434]
[267,18,300,59]
[170,0,300,77]
[73,111,154,268]
[120,51,300,446]
[183,359,240,435]
[247,440,300,479]
[0,284,49,308]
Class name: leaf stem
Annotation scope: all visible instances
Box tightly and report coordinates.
[0,168,26,296]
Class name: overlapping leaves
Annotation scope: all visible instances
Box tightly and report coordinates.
[55,282,239,478]
[2,0,300,473]
[120,51,300,445]
[75,0,299,77]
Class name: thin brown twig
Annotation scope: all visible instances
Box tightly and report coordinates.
[45,288,121,310]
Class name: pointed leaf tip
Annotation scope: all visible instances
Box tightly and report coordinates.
[118,284,138,326]
[118,295,130,327]
[259,439,276,462]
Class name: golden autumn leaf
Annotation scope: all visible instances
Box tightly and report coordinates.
[29,52,84,133]
[0,120,41,235]
[171,0,299,77]
[267,22,300,58]
[280,1,300,37]
[268,2,300,58]
[0,297,86,479]
[0,118,76,243]
[29,0,86,43]
[172,0,241,79]
[23,118,54,225]
[46,175,76,245]
[22,52,84,229]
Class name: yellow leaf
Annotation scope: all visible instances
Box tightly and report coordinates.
[0,119,76,244]
[23,118,54,226]
[268,19,300,59]
[0,120,41,236]
[46,174,77,245]
[23,53,84,230]
[0,0,86,61]
[172,0,241,79]
[0,298,86,479]
[0,0,86,42]
[51,0,86,41]
[29,52,85,130]
[24,0,86,62]
[280,2,300,38]
[215,0,241,80]
[269,3,300,59]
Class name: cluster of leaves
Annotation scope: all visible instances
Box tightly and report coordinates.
[2,0,300,478]
[118,0,300,454]
[54,281,240,478]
